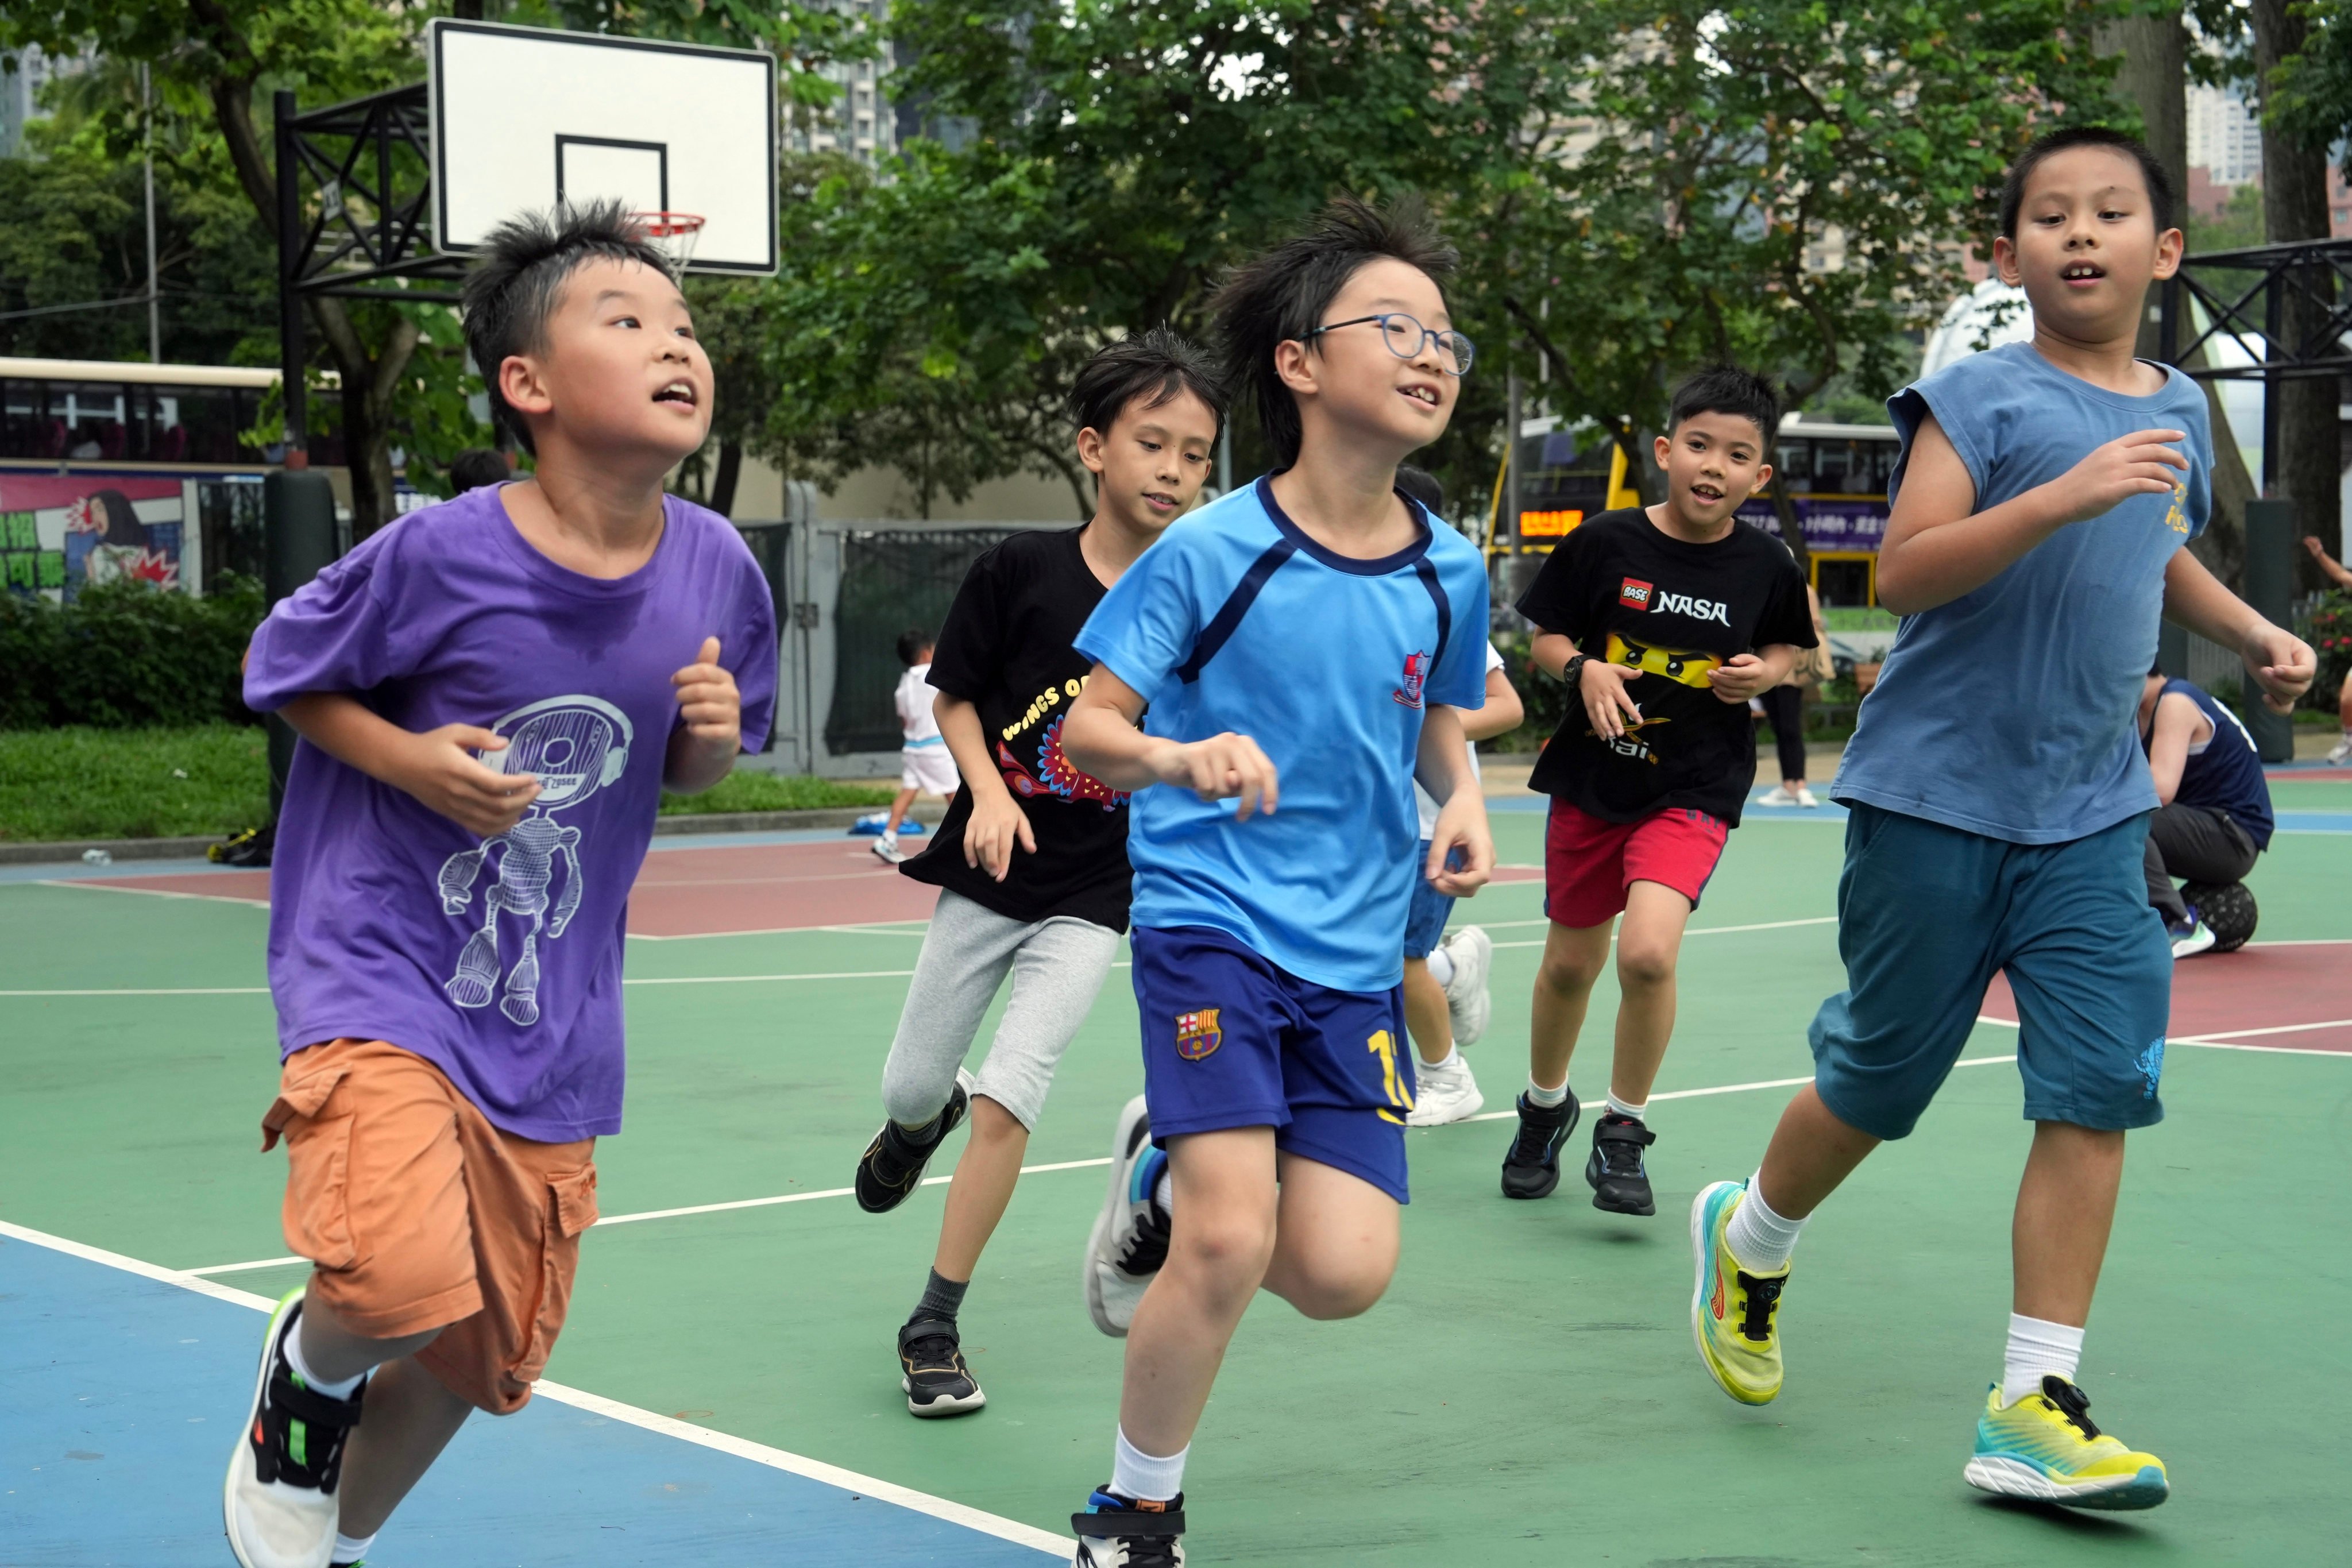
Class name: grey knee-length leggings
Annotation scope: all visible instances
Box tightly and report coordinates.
[880,887,1120,1131]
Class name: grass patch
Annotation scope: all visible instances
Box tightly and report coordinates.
[0,725,272,843]
[658,770,893,815]
[0,726,894,842]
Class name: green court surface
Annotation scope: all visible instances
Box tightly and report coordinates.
[5,810,2349,1565]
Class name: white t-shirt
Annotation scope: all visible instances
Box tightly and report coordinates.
[1415,639,1507,839]
[896,662,943,747]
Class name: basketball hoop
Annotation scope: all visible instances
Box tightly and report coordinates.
[631,210,706,272]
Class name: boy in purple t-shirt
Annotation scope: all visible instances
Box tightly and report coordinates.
[222,203,777,1568]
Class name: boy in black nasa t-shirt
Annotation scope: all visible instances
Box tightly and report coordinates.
[849,329,1226,1419]
[1500,366,1815,1219]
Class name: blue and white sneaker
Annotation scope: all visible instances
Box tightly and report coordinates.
[1072,1488,1184,1566]
[1084,1095,1170,1337]
[849,813,925,838]
[2166,907,2216,960]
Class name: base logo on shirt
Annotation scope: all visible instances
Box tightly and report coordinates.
[1392,649,1432,709]
[1175,1007,1224,1061]
[1619,577,1655,610]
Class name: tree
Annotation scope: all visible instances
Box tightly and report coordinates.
[0,0,864,530]
[748,0,1585,521]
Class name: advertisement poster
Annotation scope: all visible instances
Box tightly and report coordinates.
[0,474,195,601]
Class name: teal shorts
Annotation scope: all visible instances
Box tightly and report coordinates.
[1809,803,2172,1140]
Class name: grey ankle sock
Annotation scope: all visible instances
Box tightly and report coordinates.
[913,1268,969,1324]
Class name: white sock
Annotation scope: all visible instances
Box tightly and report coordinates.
[2001,1314,2084,1405]
[1152,1168,1173,1215]
[1423,945,1456,988]
[1110,1426,1188,1502]
[1420,1044,1460,1072]
[1723,1172,1805,1272]
[1525,1076,1569,1108]
[332,1530,378,1565]
[288,1318,370,1401]
[1605,1091,1646,1122]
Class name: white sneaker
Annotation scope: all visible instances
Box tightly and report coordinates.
[1756,785,1798,807]
[1407,1051,1484,1126]
[2330,733,2352,766]
[1435,926,1493,1046]
[871,835,905,864]
[1083,1095,1169,1337]
[1793,785,1820,808]
[2169,918,2218,959]
[223,1290,360,1568]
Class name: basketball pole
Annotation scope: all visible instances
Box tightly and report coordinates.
[265,86,339,812]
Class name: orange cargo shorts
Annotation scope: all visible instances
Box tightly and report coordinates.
[261,1038,599,1415]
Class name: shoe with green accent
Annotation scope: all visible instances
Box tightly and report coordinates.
[1964,1377,2169,1511]
[224,1288,366,1568]
[1689,1179,1789,1405]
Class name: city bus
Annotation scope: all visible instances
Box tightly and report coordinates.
[0,356,300,600]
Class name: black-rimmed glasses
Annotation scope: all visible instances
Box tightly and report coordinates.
[1303,313,1475,376]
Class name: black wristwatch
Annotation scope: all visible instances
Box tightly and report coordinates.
[1562,653,1589,691]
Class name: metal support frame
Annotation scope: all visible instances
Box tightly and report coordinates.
[273,82,468,464]
[2159,237,2352,492]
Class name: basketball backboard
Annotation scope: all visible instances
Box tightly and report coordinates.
[427,20,778,275]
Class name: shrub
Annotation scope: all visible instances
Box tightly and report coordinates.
[0,576,265,729]
[2304,593,2352,710]
[1490,629,1566,753]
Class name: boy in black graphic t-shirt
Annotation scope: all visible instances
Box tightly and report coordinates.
[851,329,1227,1418]
[1500,367,1815,1219]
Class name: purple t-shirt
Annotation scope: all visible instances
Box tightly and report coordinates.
[244,486,778,1141]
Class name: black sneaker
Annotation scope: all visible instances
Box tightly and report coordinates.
[1499,1088,1581,1199]
[898,1315,986,1418]
[1072,1487,1185,1566]
[1584,1112,1657,1215]
[855,1077,971,1214]
[223,1289,366,1568]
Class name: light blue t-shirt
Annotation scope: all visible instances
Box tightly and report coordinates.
[1832,342,2212,844]
[1075,476,1492,991]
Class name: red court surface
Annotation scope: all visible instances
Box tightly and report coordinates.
[1982,940,2352,1053]
[59,843,1544,940]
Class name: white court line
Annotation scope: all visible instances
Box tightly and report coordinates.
[0,1217,1069,1556]
[629,919,935,943]
[1454,1055,2019,1123]
[34,878,266,909]
[1490,914,1840,951]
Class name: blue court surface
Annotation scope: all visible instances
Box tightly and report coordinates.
[1,1227,1063,1566]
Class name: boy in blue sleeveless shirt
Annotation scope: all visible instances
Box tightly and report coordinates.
[1059,197,1493,1565]
[2139,667,2273,955]
[1687,130,2313,1511]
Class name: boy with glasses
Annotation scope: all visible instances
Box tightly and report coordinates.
[1059,195,1493,1565]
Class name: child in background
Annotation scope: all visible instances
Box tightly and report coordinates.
[2299,535,2352,763]
[1061,195,1493,1565]
[222,203,776,1568]
[1689,129,2312,1511]
[1504,367,1815,1215]
[2138,665,2273,956]
[1392,464,1524,1126]
[852,329,1226,1419]
[875,628,958,864]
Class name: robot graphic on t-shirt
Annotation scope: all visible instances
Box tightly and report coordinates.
[437,695,632,1026]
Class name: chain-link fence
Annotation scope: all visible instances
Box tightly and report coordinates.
[823,527,1021,755]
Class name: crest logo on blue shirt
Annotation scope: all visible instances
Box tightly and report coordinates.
[1393,649,1432,709]
[1175,1008,1224,1061]
[2137,1036,2165,1099]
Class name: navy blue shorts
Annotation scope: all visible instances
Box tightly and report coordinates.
[1129,925,1414,1203]
[1809,804,2172,1141]
[1403,840,1456,959]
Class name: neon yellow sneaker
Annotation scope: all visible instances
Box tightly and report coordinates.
[1964,1378,2168,1511]
[1689,1179,1788,1405]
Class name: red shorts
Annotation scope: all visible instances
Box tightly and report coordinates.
[1543,799,1729,928]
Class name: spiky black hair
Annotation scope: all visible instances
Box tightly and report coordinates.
[1210,195,1458,468]
[1999,126,2175,239]
[1668,366,1781,442]
[460,200,675,455]
[1068,326,1228,440]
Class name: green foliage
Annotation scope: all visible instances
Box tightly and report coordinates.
[2303,592,2352,708]
[2186,181,2265,256]
[0,723,272,843]
[658,770,894,816]
[2266,0,2352,149]
[0,577,264,731]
